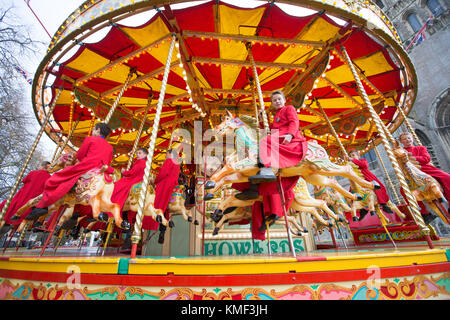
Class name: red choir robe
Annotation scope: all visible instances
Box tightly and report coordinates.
[110,158,146,212]
[259,105,308,168]
[142,158,180,230]
[231,105,305,239]
[36,136,113,208]
[352,158,389,204]
[405,145,450,201]
[1,170,51,224]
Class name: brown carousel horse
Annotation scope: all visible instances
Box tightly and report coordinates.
[14,153,168,233]
[166,184,200,226]
[203,111,378,202]
[393,141,450,224]
[211,204,308,237]
[210,177,350,236]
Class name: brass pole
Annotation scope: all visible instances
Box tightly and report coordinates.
[126,96,152,171]
[50,118,80,168]
[340,46,432,248]
[104,68,135,124]
[372,140,402,204]
[130,35,177,258]
[0,88,63,222]
[247,43,269,134]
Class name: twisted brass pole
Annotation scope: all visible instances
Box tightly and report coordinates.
[247,43,269,134]
[50,118,80,169]
[340,46,432,247]
[104,68,135,124]
[372,141,402,205]
[0,88,63,222]
[131,35,176,258]
[126,97,152,171]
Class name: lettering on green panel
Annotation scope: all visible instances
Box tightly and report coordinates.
[204,238,305,256]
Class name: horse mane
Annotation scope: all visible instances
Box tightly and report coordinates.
[239,115,258,130]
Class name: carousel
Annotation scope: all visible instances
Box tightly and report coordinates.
[0,0,449,301]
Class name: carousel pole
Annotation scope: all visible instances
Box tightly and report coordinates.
[130,35,176,259]
[340,46,433,249]
[247,43,269,134]
[248,43,297,256]
[104,67,135,124]
[0,87,63,223]
[126,96,152,171]
[202,149,207,255]
[316,99,395,248]
[372,140,403,205]
[50,117,80,168]
[392,102,434,165]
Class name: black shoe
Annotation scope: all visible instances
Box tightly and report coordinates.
[204,181,216,190]
[352,216,359,222]
[120,220,131,230]
[354,193,364,201]
[235,183,259,200]
[97,212,109,222]
[380,203,393,214]
[372,180,381,190]
[158,231,166,244]
[210,209,223,223]
[248,167,276,184]
[61,217,78,230]
[358,209,369,221]
[204,193,214,201]
[26,207,48,221]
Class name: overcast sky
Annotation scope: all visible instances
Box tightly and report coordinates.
[1,0,84,155]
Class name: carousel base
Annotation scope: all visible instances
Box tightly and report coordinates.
[0,239,449,300]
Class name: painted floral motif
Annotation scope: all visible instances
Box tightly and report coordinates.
[1,272,448,300]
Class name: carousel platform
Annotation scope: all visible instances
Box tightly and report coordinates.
[0,239,449,300]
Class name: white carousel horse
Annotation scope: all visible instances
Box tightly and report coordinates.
[204,111,377,202]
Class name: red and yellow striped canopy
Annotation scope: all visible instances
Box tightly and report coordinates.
[37,0,416,170]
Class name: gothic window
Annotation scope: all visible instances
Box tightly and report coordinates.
[427,0,444,16]
[407,13,422,32]
[415,129,441,168]
[434,90,450,150]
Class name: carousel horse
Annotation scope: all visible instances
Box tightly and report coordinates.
[210,177,349,236]
[393,141,450,224]
[204,111,378,202]
[166,184,200,226]
[347,163,406,223]
[313,181,354,222]
[211,203,308,237]
[14,166,168,233]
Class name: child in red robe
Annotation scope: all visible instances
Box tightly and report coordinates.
[399,132,449,223]
[1,161,51,226]
[110,148,148,212]
[27,123,114,220]
[142,147,182,242]
[399,132,450,202]
[248,90,308,185]
[348,149,393,216]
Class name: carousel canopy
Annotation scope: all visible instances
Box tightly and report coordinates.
[32,0,417,170]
